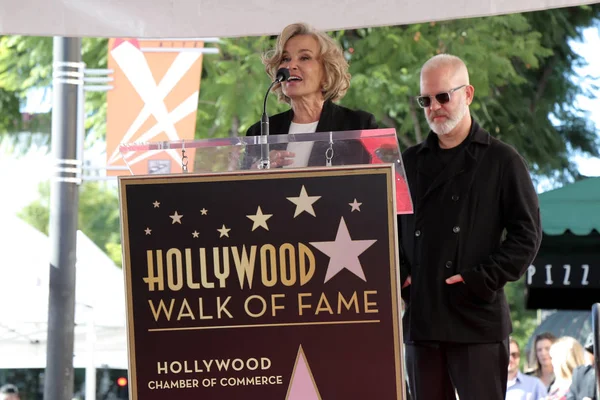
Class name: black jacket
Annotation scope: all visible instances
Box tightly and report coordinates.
[398,119,542,343]
[245,100,378,166]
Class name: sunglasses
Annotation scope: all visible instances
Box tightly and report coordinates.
[416,85,467,108]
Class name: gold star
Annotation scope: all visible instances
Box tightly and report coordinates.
[192,230,199,238]
[153,201,160,208]
[287,186,321,217]
[217,224,231,238]
[169,211,183,224]
[246,206,273,231]
[200,208,208,215]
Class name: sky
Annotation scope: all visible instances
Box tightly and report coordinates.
[1,25,600,217]
[569,26,600,177]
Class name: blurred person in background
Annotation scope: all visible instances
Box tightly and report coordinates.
[566,333,596,400]
[546,336,587,400]
[506,337,548,400]
[0,384,20,400]
[527,332,558,390]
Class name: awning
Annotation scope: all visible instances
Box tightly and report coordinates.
[539,177,600,235]
[0,0,596,38]
[526,177,600,310]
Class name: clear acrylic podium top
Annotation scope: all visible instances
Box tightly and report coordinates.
[118,128,413,214]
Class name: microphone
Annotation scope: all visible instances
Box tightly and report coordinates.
[259,68,289,169]
[275,67,290,83]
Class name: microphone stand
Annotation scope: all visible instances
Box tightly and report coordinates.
[259,68,289,169]
[258,80,279,170]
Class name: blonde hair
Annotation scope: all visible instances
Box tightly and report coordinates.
[262,22,350,104]
[549,336,586,380]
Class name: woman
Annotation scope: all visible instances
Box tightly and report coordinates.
[546,336,586,400]
[246,22,378,168]
[527,332,558,390]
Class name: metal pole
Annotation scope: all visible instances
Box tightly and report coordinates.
[85,307,97,400]
[44,36,82,400]
[592,303,600,397]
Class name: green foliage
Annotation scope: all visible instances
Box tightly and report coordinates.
[18,181,122,267]
[505,277,538,351]
[195,36,288,138]
[0,88,21,132]
[341,10,600,182]
[0,36,108,138]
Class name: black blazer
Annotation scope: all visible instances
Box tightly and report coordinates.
[245,100,378,167]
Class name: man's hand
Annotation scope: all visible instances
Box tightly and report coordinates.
[445,274,464,284]
[402,275,412,289]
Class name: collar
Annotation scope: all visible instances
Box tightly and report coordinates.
[417,118,489,153]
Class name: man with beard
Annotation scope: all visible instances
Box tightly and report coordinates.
[398,54,542,400]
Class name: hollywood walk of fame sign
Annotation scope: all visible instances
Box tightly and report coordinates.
[118,164,405,399]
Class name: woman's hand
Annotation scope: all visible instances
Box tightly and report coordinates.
[269,150,295,168]
[249,150,296,169]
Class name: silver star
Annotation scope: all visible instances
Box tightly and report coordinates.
[153,201,160,208]
[170,211,183,224]
[144,227,152,235]
[349,198,362,212]
[192,230,199,238]
[310,217,377,283]
[200,208,208,215]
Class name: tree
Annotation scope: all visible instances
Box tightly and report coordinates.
[18,181,122,267]
[342,7,600,181]
[0,36,108,139]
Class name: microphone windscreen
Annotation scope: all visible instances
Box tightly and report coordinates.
[275,68,290,82]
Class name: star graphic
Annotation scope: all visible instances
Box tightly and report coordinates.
[310,217,377,283]
[192,230,199,238]
[349,198,362,212]
[200,208,208,215]
[217,224,231,238]
[287,186,321,217]
[169,211,183,224]
[246,206,273,231]
[153,201,160,208]
[144,227,152,235]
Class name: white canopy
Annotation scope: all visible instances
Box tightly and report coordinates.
[0,214,127,369]
[0,0,595,38]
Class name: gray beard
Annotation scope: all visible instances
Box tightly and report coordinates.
[427,101,468,135]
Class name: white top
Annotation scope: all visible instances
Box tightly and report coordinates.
[284,121,319,168]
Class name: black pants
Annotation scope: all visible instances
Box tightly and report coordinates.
[405,340,509,400]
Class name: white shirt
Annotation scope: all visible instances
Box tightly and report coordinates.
[284,121,318,168]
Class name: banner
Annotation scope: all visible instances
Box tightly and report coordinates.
[119,165,405,399]
[106,38,204,175]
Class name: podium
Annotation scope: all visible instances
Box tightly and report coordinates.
[117,128,412,399]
